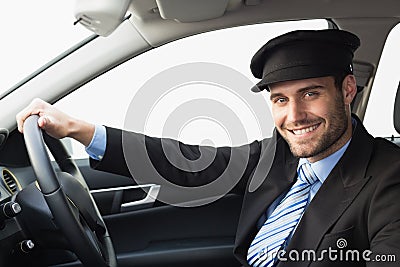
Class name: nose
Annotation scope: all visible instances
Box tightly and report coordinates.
[286,100,306,124]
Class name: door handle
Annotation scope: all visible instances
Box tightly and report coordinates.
[91,184,160,214]
[120,184,160,212]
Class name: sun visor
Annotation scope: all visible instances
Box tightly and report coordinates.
[74,0,131,36]
[156,0,230,22]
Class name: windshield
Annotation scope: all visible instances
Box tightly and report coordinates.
[0,0,90,95]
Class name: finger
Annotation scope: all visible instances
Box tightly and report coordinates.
[16,114,23,133]
[16,99,47,133]
[15,108,32,133]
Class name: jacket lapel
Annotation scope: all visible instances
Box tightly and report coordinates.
[280,116,374,267]
[234,130,298,263]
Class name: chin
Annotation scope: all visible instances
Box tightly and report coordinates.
[289,144,322,159]
[289,148,312,158]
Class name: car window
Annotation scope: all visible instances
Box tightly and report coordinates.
[0,0,89,96]
[55,19,328,159]
[364,23,400,138]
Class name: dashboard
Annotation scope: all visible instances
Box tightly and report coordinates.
[0,167,38,202]
[0,168,22,200]
[0,163,39,265]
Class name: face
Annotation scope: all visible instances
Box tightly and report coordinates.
[269,76,356,162]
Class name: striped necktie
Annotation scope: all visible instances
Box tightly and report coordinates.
[247,162,319,267]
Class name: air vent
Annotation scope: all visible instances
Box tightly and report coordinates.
[1,169,21,194]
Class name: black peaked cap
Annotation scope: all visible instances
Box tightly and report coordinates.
[250,29,360,92]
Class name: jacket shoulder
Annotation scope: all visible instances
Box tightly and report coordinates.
[372,137,400,161]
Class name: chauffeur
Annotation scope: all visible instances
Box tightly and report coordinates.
[17,29,400,266]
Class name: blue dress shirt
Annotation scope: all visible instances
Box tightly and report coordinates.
[85,124,107,161]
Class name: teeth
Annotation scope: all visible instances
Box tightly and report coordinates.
[292,125,318,135]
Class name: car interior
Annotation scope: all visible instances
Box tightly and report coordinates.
[0,0,399,266]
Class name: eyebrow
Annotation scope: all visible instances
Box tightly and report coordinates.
[269,85,325,100]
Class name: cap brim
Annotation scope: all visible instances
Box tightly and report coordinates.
[251,81,267,92]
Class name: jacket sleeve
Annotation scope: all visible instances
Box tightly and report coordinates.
[90,126,261,193]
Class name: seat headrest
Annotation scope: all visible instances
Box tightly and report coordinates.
[394,82,400,134]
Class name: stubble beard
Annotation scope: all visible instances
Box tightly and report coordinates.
[283,94,349,159]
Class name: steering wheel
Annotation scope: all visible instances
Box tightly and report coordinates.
[23,115,117,267]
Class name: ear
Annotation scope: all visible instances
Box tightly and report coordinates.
[342,74,357,105]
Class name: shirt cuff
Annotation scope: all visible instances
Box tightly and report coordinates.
[85,124,107,161]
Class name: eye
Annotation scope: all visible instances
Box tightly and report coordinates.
[274,97,287,104]
[304,91,318,98]
[270,95,289,104]
[305,92,314,97]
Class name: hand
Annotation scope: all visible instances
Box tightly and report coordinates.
[17,98,71,138]
[16,98,95,146]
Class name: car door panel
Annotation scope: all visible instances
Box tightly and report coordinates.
[75,159,243,267]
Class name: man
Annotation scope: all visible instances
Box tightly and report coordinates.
[16,29,400,266]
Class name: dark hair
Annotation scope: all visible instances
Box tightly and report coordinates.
[333,71,351,90]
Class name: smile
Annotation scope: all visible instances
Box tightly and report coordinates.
[290,123,320,135]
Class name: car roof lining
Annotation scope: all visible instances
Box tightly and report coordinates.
[129,0,400,24]
[128,0,400,68]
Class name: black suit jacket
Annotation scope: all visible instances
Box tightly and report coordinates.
[90,116,400,266]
